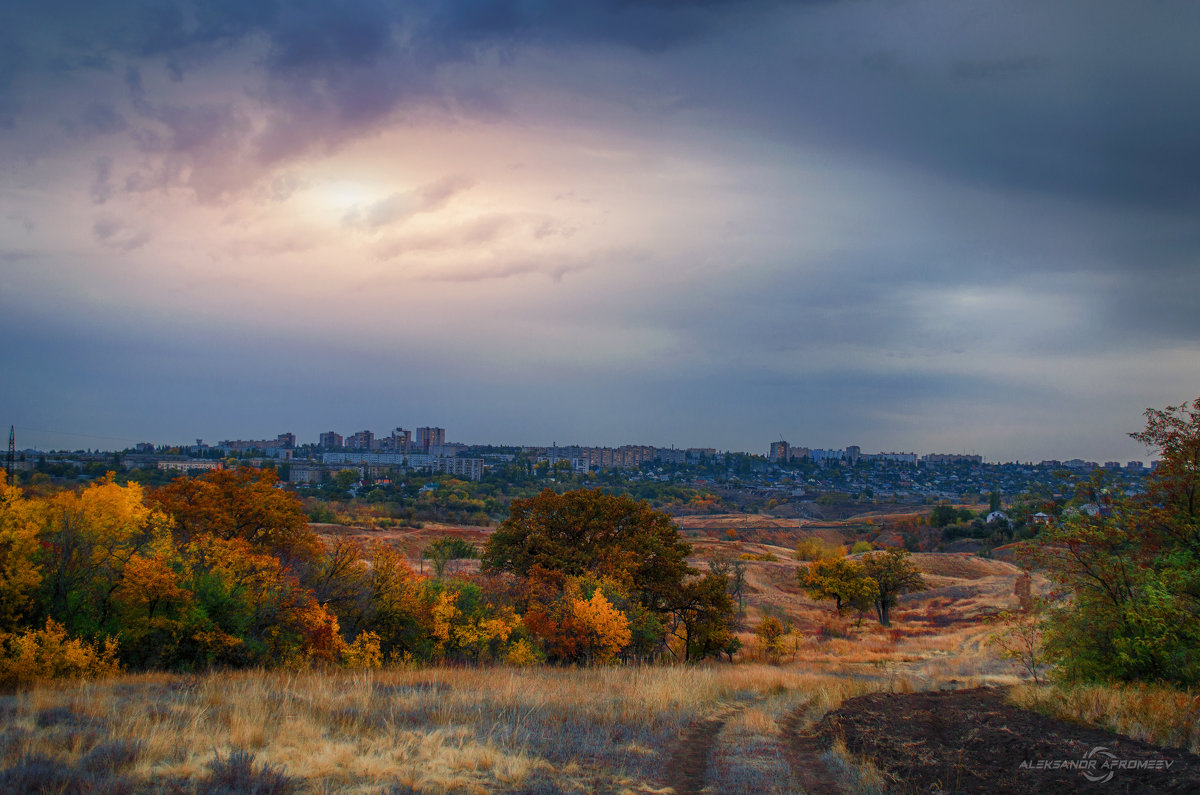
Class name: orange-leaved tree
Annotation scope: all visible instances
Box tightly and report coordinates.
[152,467,320,563]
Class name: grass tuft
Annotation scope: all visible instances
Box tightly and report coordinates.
[202,747,298,795]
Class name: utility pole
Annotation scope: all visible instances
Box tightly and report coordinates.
[6,426,14,486]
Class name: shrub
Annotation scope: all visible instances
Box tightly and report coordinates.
[80,740,143,774]
[0,619,120,688]
[850,541,874,555]
[306,504,337,523]
[504,638,543,666]
[753,615,787,661]
[202,748,297,795]
[342,631,383,670]
[794,538,845,562]
[738,552,778,562]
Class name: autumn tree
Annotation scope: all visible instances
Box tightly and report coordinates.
[152,467,320,562]
[799,557,879,623]
[568,587,632,664]
[37,477,172,640]
[482,489,693,617]
[359,544,435,662]
[860,548,925,626]
[753,614,787,661]
[0,482,44,631]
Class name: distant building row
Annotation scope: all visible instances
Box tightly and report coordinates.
[318,426,447,454]
[530,444,719,472]
[769,441,973,467]
[772,441,921,468]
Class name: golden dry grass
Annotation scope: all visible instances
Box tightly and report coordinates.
[0,665,905,793]
[1009,682,1200,754]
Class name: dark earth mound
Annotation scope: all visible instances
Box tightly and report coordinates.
[815,687,1200,793]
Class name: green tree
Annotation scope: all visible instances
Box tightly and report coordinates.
[1025,397,1200,685]
[928,502,959,528]
[335,469,360,490]
[667,571,735,662]
[861,548,925,626]
[423,536,478,579]
[708,554,748,619]
[799,557,879,622]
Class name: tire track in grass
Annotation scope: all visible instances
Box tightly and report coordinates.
[665,706,741,795]
[781,705,852,795]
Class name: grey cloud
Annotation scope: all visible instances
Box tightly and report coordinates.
[60,103,129,140]
[264,0,395,76]
[374,213,521,258]
[121,100,254,201]
[344,175,473,230]
[90,156,115,204]
[5,0,792,188]
[0,249,36,262]
[93,216,151,251]
[414,253,593,283]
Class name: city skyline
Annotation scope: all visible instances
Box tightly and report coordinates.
[6,421,1153,467]
[2,2,1198,464]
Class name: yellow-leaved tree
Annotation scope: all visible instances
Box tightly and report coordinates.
[0,481,44,631]
[40,476,172,640]
[569,588,632,664]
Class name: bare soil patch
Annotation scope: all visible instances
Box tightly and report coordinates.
[814,687,1200,793]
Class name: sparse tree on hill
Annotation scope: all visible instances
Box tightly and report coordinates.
[861,548,926,626]
[708,554,748,619]
[799,557,879,624]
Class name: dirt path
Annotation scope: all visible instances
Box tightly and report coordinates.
[664,707,739,795]
[780,703,852,795]
[816,687,1200,793]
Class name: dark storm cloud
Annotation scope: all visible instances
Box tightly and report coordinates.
[3,0,790,167]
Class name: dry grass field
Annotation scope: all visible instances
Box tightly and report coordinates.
[0,665,913,794]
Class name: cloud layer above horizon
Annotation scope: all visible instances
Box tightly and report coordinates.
[2,0,1198,461]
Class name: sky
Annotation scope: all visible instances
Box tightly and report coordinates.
[1,0,1198,463]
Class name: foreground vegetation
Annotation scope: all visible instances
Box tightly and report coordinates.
[0,665,888,794]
